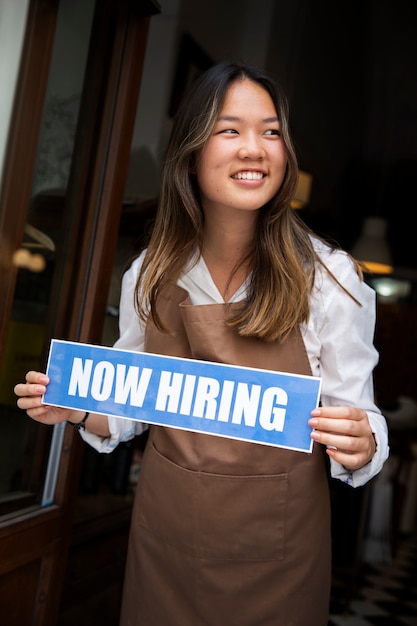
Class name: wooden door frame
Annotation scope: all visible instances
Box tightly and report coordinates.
[0,0,59,360]
[0,0,160,624]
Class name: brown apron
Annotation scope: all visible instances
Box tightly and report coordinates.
[120,285,331,626]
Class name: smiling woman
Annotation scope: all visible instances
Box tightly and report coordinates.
[14,61,389,626]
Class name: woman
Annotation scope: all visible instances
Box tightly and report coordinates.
[15,62,389,625]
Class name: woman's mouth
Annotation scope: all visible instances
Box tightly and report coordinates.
[231,171,265,180]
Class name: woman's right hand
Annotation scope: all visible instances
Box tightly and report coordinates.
[14,370,81,426]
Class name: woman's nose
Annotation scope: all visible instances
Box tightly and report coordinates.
[238,134,264,160]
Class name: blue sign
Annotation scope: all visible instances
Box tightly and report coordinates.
[43,339,321,453]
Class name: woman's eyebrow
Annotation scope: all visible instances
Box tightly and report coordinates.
[217,115,279,123]
[217,115,240,122]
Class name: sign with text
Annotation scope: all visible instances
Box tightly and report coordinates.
[43,339,321,453]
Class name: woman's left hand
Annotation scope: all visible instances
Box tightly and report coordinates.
[308,406,376,471]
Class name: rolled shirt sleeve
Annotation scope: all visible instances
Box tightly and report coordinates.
[304,242,389,486]
[80,255,148,452]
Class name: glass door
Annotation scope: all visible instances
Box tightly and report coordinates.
[0,1,159,622]
[0,0,97,517]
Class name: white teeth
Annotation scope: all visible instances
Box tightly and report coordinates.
[233,171,264,180]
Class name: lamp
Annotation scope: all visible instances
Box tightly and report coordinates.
[350,216,394,274]
[11,223,55,273]
[291,170,313,209]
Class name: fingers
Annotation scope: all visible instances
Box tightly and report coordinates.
[14,370,72,426]
[325,447,370,471]
[14,371,49,399]
[16,393,44,412]
[309,406,370,437]
[309,405,375,470]
[25,370,49,386]
[310,405,364,422]
[14,383,45,402]
[14,370,49,415]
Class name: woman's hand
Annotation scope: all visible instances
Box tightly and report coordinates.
[14,370,82,425]
[308,405,376,471]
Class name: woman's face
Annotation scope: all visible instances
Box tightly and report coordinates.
[196,78,287,218]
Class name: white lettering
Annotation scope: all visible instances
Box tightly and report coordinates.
[179,374,196,415]
[259,387,287,431]
[193,376,220,419]
[66,354,292,441]
[68,357,93,397]
[217,380,235,422]
[155,371,184,412]
[91,361,115,401]
[231,383,261,426]
[114,364,152,407]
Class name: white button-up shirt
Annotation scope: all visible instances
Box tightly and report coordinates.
[82,238,389,487]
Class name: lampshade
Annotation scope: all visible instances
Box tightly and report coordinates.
[291,170,313,209]
[350,217,394,274]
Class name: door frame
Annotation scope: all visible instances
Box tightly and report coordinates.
[0,1,160,623]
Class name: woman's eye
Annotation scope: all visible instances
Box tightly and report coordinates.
[264,129,280,136]
[221,128,238,134]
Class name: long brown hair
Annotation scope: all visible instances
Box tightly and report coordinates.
[135,61,362,342]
